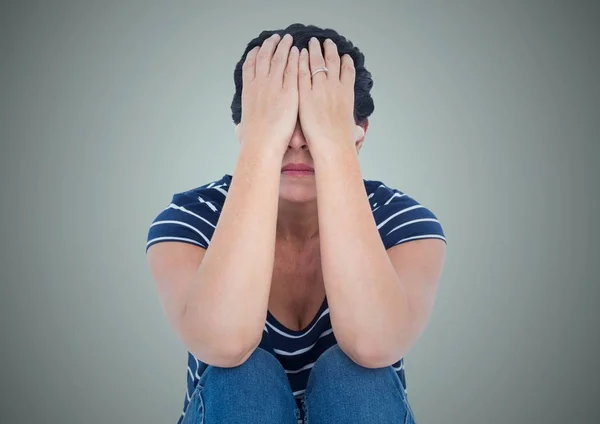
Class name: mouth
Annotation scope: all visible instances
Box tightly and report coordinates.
[281,163,315,175]
[281,169,315,176]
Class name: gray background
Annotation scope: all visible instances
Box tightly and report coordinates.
[1,1,598,423]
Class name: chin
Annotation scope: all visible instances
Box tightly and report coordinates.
[279,179,317,203]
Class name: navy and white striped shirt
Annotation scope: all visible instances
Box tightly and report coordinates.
[146,173,446,423]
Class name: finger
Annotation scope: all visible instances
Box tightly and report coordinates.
[308,37,327,84]
[256,33,281,77]
[323,39,340,80]
[270,33,293,78]
[298,47,311,92]
[242,46,260,84]
[283,45,299,91]
[340,53,356,88]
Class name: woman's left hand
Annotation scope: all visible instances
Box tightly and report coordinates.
[298,37,357,152]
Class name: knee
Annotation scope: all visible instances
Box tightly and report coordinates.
[313,344,349,369]
[309,344,399,387]
[304,345,413,423]
[196,348,300,423]
[313,344,375,373]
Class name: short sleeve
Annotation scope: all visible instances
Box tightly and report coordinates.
[145,179,228,253]
[368,182,447,250]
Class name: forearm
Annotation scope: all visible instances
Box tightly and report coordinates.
[184,142,282,356]
[313,143,413,365]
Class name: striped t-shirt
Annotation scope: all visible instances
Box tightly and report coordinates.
[146,173,446,424]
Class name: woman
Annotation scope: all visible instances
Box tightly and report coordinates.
[146,23,446,424]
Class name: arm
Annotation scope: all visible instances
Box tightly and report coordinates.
[313,143,446,368]
[297,38,446,368]
[147,33,299,367]
[147,144,282,367]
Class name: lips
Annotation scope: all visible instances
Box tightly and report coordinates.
[281,163,314,172]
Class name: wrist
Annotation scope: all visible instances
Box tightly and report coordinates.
[311,139,357,166]
[241,136,287,157]
[237,140,284,169]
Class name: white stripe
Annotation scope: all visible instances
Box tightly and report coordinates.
[392,362,404,372]
[273,329,334,356]
[197,195,218,212]
[384,192,406,205]
[151,220,210,246]
[187,367,194,380]
[376,205,424,229]
[194,356,200,380]
[266,309,330,339]
[368,192,375,199]
[285,362,316,374]
[212,185,228,197]
[385,218,440,236]
[393,234,447,245]
[264,325,269,333]
[166,203,216,228]
[293,389,305,398]
[146,236,204,248]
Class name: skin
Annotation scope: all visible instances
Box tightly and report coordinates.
[234,35,367,242]
[147,33,446,369]
[236,117,365,243]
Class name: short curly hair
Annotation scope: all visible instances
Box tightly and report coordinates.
[230,23,374,126]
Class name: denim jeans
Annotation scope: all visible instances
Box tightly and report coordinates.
[181,344,416,423]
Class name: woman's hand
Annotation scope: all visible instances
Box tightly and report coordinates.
[236,33,299,157]
[298,37,360,152]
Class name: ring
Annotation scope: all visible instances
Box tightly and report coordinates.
[311,67,328,78]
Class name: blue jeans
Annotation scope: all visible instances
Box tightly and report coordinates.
[182,344,417,423]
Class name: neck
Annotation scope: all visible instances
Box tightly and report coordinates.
[276,198,319,243]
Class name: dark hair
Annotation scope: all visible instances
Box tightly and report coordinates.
[230,23,374,126]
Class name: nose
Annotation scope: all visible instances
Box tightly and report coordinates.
[287,120,309,150]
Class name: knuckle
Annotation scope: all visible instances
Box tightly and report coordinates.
[257,49,270,60]
[343,63,355,73]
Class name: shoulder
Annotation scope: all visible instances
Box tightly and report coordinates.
[363,178,447,249]
[171,174,231,213]
[145,174,232,252]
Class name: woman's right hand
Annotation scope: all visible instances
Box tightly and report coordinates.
[236,33,299,156]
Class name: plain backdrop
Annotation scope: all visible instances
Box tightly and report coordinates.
[1,1,599,423]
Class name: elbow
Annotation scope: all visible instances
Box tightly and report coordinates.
[223,341,261,367]
[352,351,400,369]
[342,339,407,369]
[185,333,260,368]
[180,311,261,368]
[191,341,258,368]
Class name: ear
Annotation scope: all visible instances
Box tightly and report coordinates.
[354,119,369,153]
